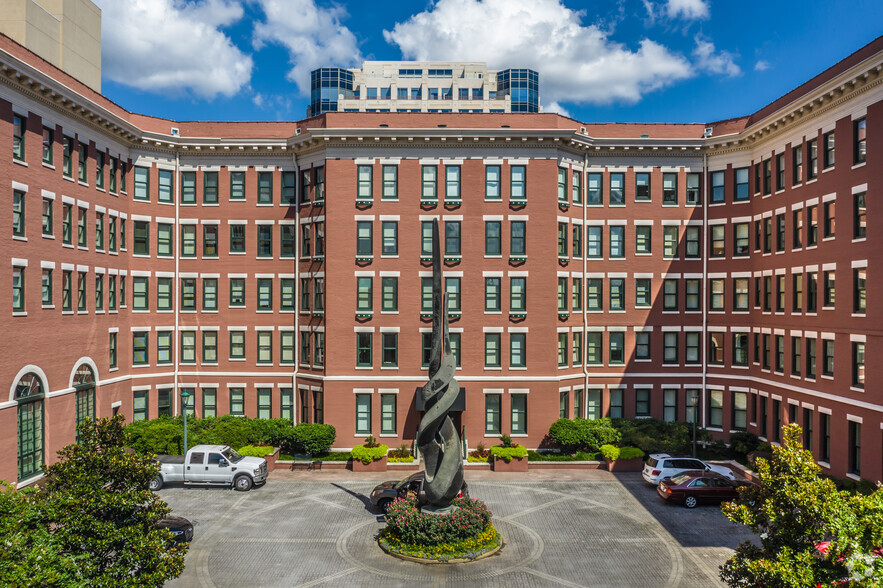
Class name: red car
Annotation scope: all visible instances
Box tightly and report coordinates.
[657,470,752,508]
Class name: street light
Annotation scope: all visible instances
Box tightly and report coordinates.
[691,394,698,458]
[180,389,193,454]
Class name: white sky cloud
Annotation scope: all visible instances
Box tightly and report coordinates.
[665,0,709,20]
[754,60,770,71]
[251,0,362,95]
[384,0,693,108]
[693,36,741,77]
[96,0,252,99]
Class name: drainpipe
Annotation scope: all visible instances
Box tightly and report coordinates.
[701,152,708,431]
[292,152,301,419]
[582,148,590,408]
[174,152,180,416]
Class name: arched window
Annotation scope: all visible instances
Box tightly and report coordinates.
[15,373,44,481]
[73,364,95,441]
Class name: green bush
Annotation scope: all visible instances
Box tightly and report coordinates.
[384,497,492,546]
[612,418,711,455]
[728,431,761,458]
[600,445,645,461]
[467,454,491,463]
[548,418,621,453]
[527,450,598,461]
[388,456,415,463]
[490,444,527,462]
[279,423,337,455]
[236,445,274,457]
[388,444,412,459]
[124,415,296,455]
[379,523,500,561]
[352,444,388,464]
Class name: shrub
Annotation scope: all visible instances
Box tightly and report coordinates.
[499,434,513,448]
[279,423,337,455]
[363,435,379,448]
[490,444,527,462]
[352,443,388,464]
[379,523,500,561]
[384,497,492,545]
[728,431,761,458]
[612,418,711,455]
[388,456,415,463]
[527,450,598,461]
[125,415,297,455]
[468,445,490,463]
[548,418,621,454]
[600,445,645,461]
[236,445,274,457]
[388,444,411,459]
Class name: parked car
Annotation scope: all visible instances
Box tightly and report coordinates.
[149,445,269,492]
[657,471,752,508]
[156,515,194,545]
[642,453,736,485]
[369,471,469,513]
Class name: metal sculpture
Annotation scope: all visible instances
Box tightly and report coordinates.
[415,219,464,512]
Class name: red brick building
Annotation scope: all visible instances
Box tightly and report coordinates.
[1,32,881,487]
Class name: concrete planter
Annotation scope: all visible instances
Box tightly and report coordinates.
[350,455,387,472]
[493,455,528,472]
[604,457,644,472]
[265,447,281,472]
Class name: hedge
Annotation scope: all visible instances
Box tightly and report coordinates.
[548,418,621,454]
[527,450,598,461]
[599,445,645,461]
[352,444,388,465]
[236,445,274,457]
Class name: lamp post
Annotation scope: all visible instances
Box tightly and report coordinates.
[181,389,192,454]
[691,394,698,458]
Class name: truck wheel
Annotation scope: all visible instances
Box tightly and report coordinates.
[149,476,163,491]
[378,498,392,513]
[234,475,253,492]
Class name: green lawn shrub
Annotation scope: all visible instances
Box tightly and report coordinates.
[548,418,621,454]
[600,445,645,461]
[611,418,711,455]
[280,423,337,456]
[490,444,527,462]
[527,450,598,461]
[236,445,274,457]
[352,443,388,464]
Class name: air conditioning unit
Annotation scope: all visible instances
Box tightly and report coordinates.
[703,127,713,138]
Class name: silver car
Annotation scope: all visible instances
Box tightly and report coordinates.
[642,453,735,485]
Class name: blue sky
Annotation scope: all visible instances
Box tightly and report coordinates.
[94,0,883,124]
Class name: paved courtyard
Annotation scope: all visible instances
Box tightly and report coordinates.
[161,469,756,587]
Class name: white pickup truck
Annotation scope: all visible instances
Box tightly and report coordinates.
[149,445,269,492]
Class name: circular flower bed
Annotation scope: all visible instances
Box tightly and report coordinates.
[379,497,501,562]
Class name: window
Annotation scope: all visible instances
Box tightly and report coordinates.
[587,226,602,258]
[12,267,25,312]
[822,339,834,377]
[807,138,818,180]
[510,165,526,201]
[807,337,817,379]
[12,189,26,237]
[587,332,602,365]
[445,221,461,255]
[685,389,701,424]
[257,278,272,311]
[229,278,245,307]
[635,331,650,360]
[382,333,398,367]
[420,278,432,312]
[710,171,725,203]
[485,165,501,199]
[730,167,748,201]
[854,268,866,313]
[609,332,624,365]
[356,332,372,367]
[379,276,398,312]
[156,278,172,311]
[421,221,433,257]
[202,171,219,204]
[257,225,273,257]
[485,277,501,312]
[77,272,87,311]
[257,331,273,364]
[257,172,273,204]
[203,278,218,311]
[510,277,526,312]
[849,420,861,475]
[663,279,678,311]
[381,394,396,435]
[13,114,25,161]
[203,225,218,257]
[356,277,372,312]
[609,389,624,419]
[775,335,785,373]
[181,225,197,258]
[775,155,785,191]
[558,168,567,202]
[686,332,700,365]
[280,278,294,311]
[634,389,650,417]
[510,394,527,434]
[572,172,582,204]
[586,278,602,311]
[711,225,725,257]
[662,173,677,205]
[382,165,397,200]
[708,390,723,428]
[40,269,52,307]
[709,279,724,311]
[852,342,865,389]
[685,279,700,311]
[229,224,245,253]
[609,278,624,311]
[61,203,72,244]
[572,331,583,365]
[178,171,196,204]
[763,159,772,194]
[485,221,501,255]
[734,223,749,256]
[132,332,149,365]
[229,388,245,416]
[356,221,372,256]
[422,165,437,200]
[663,332,678,364]
[154,223,172,257]
[635,278,651,308]
[559,391,569,419]
[301,224,311,257]
[663,226,678,258]
[823,271,835,308]
[734,333,749,366]
[180,331,198,364]
[609,173,624,205]
[823,200,835,238]
[557,278,568,312]
[792,144,803,185]
[686,173,700,205]
[557,223,568,256]
[511,333,526,368]
[202,389,217,418]
[823,131,835,168]
[763,217,772,253]
[158,169,173,203]
[819,412,830,462]
[792,336,802,375]
[155,330,173,365]
[300,332,311,364]
[609,226,624,258]
[483,394,502,435]
[446,277,461,312]
[635,172,651,201]
[484,333,501,367]
[572,277,582,312]
[314,223,324,256]
[776,276,786,313]
[636,226,651,254]
[854,192,866,239]
[854,117,866,164]
[572,225,582,257]
[228,330,245,360]
[230,171,245,200]
[41,126,54,165]
[314,332,325,366]
[133,221,149,256]
[734,278,749,310]
[445,166,460,200]
[587,173,602,205]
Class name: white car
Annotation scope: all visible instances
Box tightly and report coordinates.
[642,453,735,485]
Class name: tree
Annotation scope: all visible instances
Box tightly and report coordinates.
[0,415,187,587]
[721,423,883,587]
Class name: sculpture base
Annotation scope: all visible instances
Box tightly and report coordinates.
[420,504,457,516]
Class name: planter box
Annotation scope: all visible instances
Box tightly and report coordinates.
[350,456,387,472]
[493,455,528,472]
[265,447,281,472]
[604,457,644,472]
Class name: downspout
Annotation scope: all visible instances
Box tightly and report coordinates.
[291,151,300,422]
[582,148,589,405]
[174,151,180,415]
[701,151,708,430]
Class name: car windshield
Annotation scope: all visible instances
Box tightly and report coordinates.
[222,448,244,463]
[394,477,411,490]
[670,474,692,486]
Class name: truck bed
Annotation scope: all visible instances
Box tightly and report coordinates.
[157,455,186,464]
